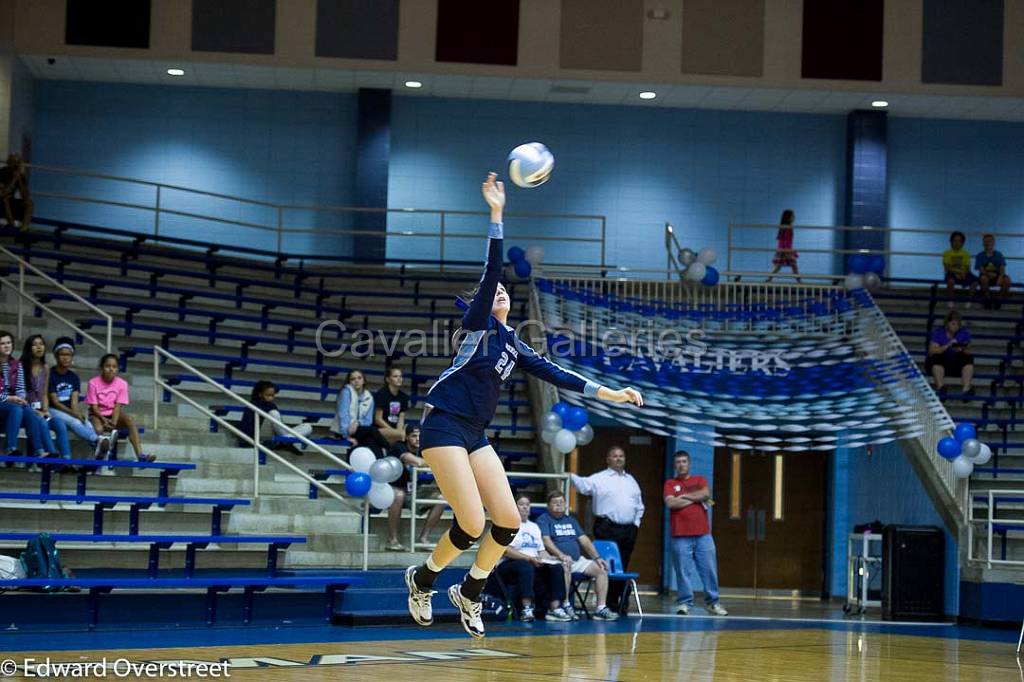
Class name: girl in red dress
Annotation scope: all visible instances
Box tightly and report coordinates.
[768,209,800,283]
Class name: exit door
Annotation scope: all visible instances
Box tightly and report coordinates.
[712,449,827,595]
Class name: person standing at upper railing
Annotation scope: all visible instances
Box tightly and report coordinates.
[767,209,800,283]
[0,154,33,231]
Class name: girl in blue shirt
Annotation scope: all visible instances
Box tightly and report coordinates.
[406,173,643,638]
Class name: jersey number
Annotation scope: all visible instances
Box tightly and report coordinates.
[495,352,515,381]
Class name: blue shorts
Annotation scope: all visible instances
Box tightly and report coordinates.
[420,408,490,453]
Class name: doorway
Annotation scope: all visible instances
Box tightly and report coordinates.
[574,427,666,589]
[712,448,827,596]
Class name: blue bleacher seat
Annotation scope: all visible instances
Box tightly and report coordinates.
[0,492,249,535]
[0,532,304,577]
[0,455,193,497]
[0,572,362,627]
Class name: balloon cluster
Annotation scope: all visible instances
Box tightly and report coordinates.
[541,401,594,454]
[936,422,991,479]
[678,247,719,286]
[346,446,404,509]
[507,246,544,279]
[844,254,885,292]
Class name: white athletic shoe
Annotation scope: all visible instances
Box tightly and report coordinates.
[448,583,485,638]
[705,602,728,616]
[676,604,690,616]
[544,607,573,622]
[405,566,435,626]
[593,606,619,621]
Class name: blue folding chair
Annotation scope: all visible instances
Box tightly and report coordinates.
[586,540,642,617]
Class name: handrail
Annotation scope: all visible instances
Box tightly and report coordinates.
[151,345,370,571]
[968,489,1024,569]
[855,290,962,524]
[0,244,112,351]
[409,467,571,552]
[26,163,608,271]
[726,222,1024,277]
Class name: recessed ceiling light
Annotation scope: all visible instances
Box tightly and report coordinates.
[871,100,888,108]
[404,81,423,88]
[639,91,657,100]
[167,68,185,76]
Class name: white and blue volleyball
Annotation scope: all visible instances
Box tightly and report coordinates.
[507,142,554,188]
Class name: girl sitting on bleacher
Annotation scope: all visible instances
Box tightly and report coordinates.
[47,338,100,452]
[85,354,154,462]
[20,335,71,460]
[0,329,28,459]
[332,369,389,457]
[237,380,312,448]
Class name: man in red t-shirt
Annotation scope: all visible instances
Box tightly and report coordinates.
[664,451,727,616]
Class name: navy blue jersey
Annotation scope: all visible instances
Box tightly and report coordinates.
[425,223,600,426]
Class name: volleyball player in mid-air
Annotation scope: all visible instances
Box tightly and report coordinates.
[406,172,644,638]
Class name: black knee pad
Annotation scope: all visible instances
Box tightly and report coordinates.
[490,523,519,547]
[448,518,482,550]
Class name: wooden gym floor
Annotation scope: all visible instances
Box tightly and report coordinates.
[0,606,1019,681]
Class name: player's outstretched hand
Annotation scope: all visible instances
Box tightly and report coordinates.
[599,386,644,407]
[482,172,505,212]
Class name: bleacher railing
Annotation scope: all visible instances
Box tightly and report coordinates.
[151,346,372,571]
[0,244,112,352]
[25,163,607,274]
[409,467,571,552]
[541,277,848,335]
[855,289,962,518]
[725,222,1024,282]
[968,489,1024,568]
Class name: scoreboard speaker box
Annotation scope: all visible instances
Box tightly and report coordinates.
[882,525,945,621]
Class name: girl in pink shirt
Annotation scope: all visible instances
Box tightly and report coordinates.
[86,354,153,462]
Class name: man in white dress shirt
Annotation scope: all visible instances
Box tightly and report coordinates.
[570,445,644,613]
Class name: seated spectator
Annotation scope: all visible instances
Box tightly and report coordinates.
[237,380,312,451]
[0,154,33,231]
[332,369,388,457]
[536,490,618,621]
[976,233,1012,309]
[0,329,27,458]
[943,231,977,304]
[20,335,70,459]
[373,367,409,444]
[48,338,100,452]
[385,425,445,551]
[496,494,573,622]
[926,310,973,401]
[86,354,154,462]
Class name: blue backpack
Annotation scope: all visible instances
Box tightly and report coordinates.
[20,533,65,592]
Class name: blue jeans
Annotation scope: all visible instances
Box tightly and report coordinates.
[671,534,721,606]
[43,412,71,459]
[49,408,98,446]
[22,410,54,456]
[0,401,24,452]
